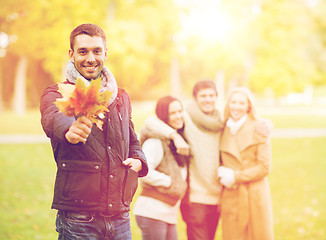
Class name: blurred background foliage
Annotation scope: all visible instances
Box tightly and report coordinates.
[0,0,326,112]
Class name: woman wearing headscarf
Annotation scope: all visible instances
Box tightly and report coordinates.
[133,96,188,240]
[218,87,274,240]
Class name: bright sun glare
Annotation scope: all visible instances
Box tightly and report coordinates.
[176,0,233,43]
[181,7,232,42]
[175,0,261,44]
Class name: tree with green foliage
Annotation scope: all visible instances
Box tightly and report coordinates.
[105,0,181,99]
[0,0,110,112]
[0,0,181,112]
[1,0,326,112]
[250,0,324,97]
[174,0,326,98]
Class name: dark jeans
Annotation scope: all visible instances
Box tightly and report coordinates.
[56,210,132,240]
[180,202,220,240]
[135,215,178,240]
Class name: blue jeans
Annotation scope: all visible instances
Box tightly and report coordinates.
[180,202,220,240]
[135,215,178,240]
[56,210,132,240]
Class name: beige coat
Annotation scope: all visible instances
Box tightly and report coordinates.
[219,117,273,240]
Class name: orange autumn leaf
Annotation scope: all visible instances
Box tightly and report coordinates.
[55,78,113,130]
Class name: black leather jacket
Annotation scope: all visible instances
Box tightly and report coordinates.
[40,84,148,214]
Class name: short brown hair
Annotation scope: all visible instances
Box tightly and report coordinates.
[192,79,218,98]
[70,23,106,50]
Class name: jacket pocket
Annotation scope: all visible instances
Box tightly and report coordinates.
[56,160,102,206]
[122,168,138,206]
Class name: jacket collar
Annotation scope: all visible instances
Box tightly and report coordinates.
[220,117,266,160]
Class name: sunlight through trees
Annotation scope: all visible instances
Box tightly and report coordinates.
[0,0,326,111]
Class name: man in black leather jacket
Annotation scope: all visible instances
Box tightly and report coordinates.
[40,23,148,240]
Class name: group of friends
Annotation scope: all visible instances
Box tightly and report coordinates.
[40,23,273,240]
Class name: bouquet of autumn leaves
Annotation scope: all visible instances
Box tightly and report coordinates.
[55,78,113,131]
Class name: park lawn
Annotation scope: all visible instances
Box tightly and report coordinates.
[1,106,326,135]
[261,114,326,129]
[0,107,325,239]
[270,137,326,239]
[0,137,325,239]
[0,110,45,134]
[0,144,57,239]
[0,106,154,135]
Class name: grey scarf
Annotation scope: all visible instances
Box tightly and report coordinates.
[65,60,118,106]
[186,99,224,132]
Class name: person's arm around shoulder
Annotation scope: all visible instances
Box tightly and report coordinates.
[185,99,224,132]
[254,118,273,137]
[169,132,190,156]
[145,115,176,138]
[145,115,190,156]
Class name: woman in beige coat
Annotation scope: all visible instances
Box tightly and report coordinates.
[218,87,273,240]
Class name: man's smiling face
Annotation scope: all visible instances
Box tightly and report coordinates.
[69,34,107,80]
[195,88,217,114]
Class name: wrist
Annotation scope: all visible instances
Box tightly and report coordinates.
[169,131,178,140]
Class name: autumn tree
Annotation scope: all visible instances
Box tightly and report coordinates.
[0,0,109,112]
[1,0,326,111]
[174,0,326,98]
[105,0,181,99]
[249,0,324,97]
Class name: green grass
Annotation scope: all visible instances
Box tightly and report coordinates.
[270,137,326,239]
[0,107,326,239]
[0,104,155,135]
[0,110,44,134]
[0,144,57,239]
[1,138,325,239]
[262,114,326,129]
[1,105,326,135]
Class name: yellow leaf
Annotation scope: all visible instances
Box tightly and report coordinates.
[57,83,75,99]
[55,77,114,131]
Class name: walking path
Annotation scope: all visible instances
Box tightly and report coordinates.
[271,128,326,138]
[0,128,326,144]
[0,134,49,144]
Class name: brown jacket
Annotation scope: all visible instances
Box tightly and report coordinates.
[220,117,273,240]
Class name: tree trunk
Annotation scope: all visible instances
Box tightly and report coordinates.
[215,70,225,113]
[170,57,181,98]
[0,59,3,112]
[13,55,27,115]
